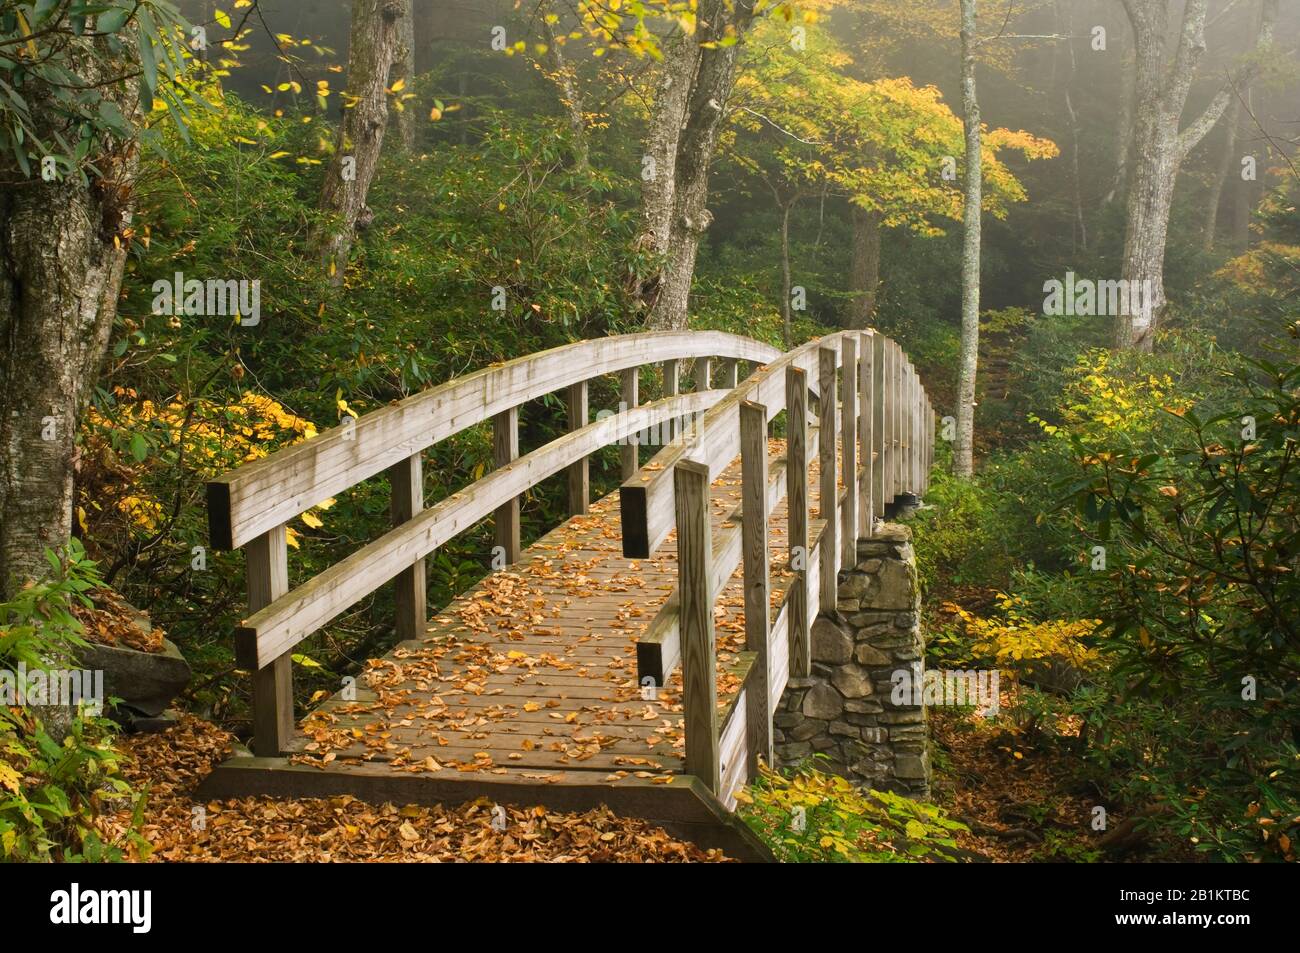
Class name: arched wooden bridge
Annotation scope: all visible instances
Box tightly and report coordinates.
[198,330,934,855]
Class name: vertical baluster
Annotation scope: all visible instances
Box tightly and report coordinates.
[492,409,520,564]
[674,460,720,792]
[839,334,858,568]
[620,367,639,480]
[662,358,680,444]
[720,357,740,389]
[786,366,810,679]
[858,331,873,540]
[695,356,713,392]
[871,332,886,522]
[566,381,589,515]
[390,452,428,642]
[818,345,839,611]
[245,526,292,755]
[739,400,772,772]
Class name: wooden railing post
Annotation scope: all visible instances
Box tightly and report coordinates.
[818,345,839,611]
[894,344,905,497]
[720,357,740,389]
[739,400,772,772]
[857,332,874,541]
[566,380,589,515]
[674,460,720,792]
[871,332,886,522]
[620,367,640,480]
[786,365,810,679]
[694,356,713,392]
[390,452,428,642]
[492,409,520,564]
[662,359,680,443]
[246,525,292,755]
[839,334,858,568]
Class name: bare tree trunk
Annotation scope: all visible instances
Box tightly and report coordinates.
[1203,95,1241,252]
[1103,36,1135,206]
[954,0,981,480]
[780,197,794,346]
[1117,0,1276,349]
[1056,0,1087,252]
[317,0,406,284]
[541,3,589,174]
[641,0,757,331]
[1229,89,1256,249]
[845,206,882,330]
[391,0,416,152]
[0,56,141,595]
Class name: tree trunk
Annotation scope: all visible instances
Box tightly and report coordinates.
[1056,0,1087,252]
[317,0,406,284]
[1203,95,1241,252]
[1117,0,1276,349]
[541,4,589,174]
[780,198,794,345]
[953,0,981,480]
[640,0,757,331]
[845,206,882,330]
[391,0,416,152]
[1103,40,1135,206]
[0,56,140,596]
[1229,89,1256,250]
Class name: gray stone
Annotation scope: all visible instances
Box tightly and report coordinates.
[789,719,822,742]
[811,616,854,664]
[780,741,813,759]
[831,664,874,698]
[894,754,929,779]
[802,683,843,719]
[829,720,858,737]
[854,644,893,666]
[78,637,191,718]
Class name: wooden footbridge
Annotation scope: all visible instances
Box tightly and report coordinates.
[198,330,934,856]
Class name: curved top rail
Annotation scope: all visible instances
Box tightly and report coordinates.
[619,329,860,558]
[207,330,780,550]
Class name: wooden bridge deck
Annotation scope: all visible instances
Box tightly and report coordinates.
[199,442,821,859]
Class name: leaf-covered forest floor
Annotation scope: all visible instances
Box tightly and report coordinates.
[101,715,729,863]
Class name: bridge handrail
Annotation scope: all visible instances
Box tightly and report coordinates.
[206,331,780,551]
[208,330,780,755]
[663,330,935,807]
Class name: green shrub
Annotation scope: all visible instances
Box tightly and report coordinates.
[0,543,144,862]
[736,761,969,862]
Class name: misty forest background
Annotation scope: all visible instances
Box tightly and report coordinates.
[1,0,1298,863]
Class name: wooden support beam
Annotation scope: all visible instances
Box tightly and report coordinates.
[871,332,886,521]
[673,460,720,793]
[739,400,772,772]
[893,343,904,498]
[620,367,639,480]
[818,345,839,612]
[839,334,858,569]
[566,380,589,516]
[246,525,292,756]
[785,365,810,678]
[859,332,875,538]
[492,408,520,564]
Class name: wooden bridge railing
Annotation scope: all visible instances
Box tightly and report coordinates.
[206,331,780,755]
[625,330,934,807]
